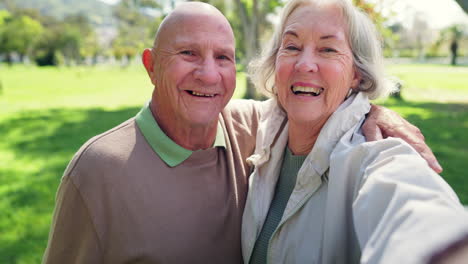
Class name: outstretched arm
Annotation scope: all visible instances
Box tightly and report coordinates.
[352,140,468,264]
[362,104,442,173]
[428,234,468,264]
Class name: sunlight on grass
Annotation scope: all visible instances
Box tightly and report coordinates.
[387,64,468,103]
[0,65,248,113]
[381,98,468,203]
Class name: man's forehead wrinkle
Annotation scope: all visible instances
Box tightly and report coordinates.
[169,37,235,55]
[154,46,173,56]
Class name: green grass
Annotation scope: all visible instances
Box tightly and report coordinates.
[378,99,468,203]
[381,64,468,204]
[0,64,467,263]
[0,65,247,113]
[386,63,468,103]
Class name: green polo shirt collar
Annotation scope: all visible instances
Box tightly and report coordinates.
[135,103,226,167]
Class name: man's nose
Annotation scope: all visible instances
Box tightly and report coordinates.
[294,51,319,73]
[194,57,221,84]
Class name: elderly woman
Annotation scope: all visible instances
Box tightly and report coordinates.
[242,0,468,263]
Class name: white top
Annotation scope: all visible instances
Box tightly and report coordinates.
[242,93,468,264]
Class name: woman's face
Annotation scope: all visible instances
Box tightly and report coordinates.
[275,3,360,126]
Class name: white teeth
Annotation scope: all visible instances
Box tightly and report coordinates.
[292,86,323,95]
[191,91,215,97]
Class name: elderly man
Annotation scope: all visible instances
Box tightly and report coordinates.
[42,2,441,264]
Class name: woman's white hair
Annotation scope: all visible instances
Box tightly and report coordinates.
[249,0,396,100]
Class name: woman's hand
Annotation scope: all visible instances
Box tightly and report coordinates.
[362,104,443,173]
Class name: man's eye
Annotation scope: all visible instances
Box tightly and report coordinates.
[217,55,230,60]
[180,50,194,56]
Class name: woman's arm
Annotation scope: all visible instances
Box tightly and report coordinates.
[351,139,468,264]
[362,104,442,173]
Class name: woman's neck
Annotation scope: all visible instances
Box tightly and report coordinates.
[287,119,326,156]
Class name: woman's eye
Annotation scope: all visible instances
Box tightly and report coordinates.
[180,50,194,56]
[286,45,299,51]
[321,47,337,53]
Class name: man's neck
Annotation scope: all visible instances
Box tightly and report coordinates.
[150,105,218,151]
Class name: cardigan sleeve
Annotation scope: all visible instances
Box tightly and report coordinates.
[42,176,103,264]
[351,138,468,264]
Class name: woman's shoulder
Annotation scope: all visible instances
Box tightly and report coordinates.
[331,133,435,185]
[334,135,423,171]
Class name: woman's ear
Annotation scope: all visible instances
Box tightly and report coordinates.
[351,68,361,89]
[142,49,156,85]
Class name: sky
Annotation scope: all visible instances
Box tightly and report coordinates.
[375,0,468,29]
[98,0,468,29]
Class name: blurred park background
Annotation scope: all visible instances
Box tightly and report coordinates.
[1,0,468,263]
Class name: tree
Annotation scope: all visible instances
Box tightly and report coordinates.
[455,0,468,13]
[430,24,465,66]
[204,0,282,99]
[63,14,99,62]
[112,0,162,65]
[32,14,99,66]
[0,12,44,63]
[449,25,464,66]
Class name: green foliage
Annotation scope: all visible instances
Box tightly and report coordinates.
[353,0,397,54]
[429,24,467,58]
[30,14,99,66]
[0,13,44,58]
[0,2,104,65]
[222,0,282,62]
[454,0,468,13]
[112,0,162,61]
[0,10,10,24]
[2,0,113,23]
[205,0,283,99]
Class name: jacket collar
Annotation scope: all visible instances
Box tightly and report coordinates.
[248,93,371,178]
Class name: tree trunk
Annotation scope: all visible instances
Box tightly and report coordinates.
[455,0,468,13]
[5,53,13,65]
[235,0,262,99]
[450,40,458,66]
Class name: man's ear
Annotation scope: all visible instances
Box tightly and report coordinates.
[142,49,156,85]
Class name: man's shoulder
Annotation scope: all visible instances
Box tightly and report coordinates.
[222,98,275,124]
[224,98,270,114]
[63,117,139,179]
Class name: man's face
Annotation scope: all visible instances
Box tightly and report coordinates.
[149,14,236,128]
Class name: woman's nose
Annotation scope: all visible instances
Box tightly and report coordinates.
[294,52,318,73]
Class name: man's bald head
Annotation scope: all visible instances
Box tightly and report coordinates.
[153,2,234,49]
[141,1,237,146]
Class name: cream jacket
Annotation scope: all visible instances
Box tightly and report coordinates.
[242,93,468,264]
